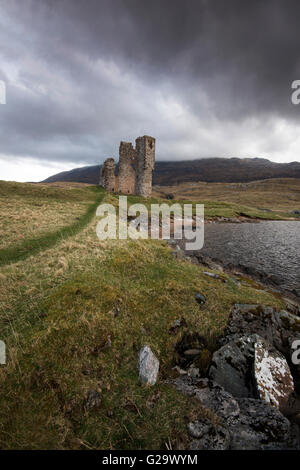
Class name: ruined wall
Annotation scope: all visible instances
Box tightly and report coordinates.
[99,158,116,192]
[99,135,155,197]
[135,136,156,198]
[118,142,137,195]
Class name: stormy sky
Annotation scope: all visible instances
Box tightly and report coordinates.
[1,0,300,181]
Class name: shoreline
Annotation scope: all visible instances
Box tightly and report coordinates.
[169,235,300,311]
[205,215,300,223]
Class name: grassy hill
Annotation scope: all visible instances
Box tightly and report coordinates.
[0,181,289,449]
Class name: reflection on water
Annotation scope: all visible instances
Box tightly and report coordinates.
[201,221,300,295]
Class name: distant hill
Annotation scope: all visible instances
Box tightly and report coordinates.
[42,157,300,186]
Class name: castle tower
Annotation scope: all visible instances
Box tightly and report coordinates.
[135,135,155,198]
[118,142,137,195]
[99,158,116,192]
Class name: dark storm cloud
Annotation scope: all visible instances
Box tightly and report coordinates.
[1,0,300,176]
[34,0,300,119]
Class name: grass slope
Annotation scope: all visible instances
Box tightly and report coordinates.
[0,182,105,266]
[153,178,300,219]
[0,185,285,449]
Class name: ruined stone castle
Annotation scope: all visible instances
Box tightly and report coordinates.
[99,135,155,198]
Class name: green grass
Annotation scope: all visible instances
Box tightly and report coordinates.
[124,194,285,220]
[0,186,105,266]
[0,186,285,449]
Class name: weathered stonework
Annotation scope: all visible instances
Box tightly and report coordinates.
[99,135,155,197]
[118,142,137,195]
[135,135,156,198]
[99,158,116,192]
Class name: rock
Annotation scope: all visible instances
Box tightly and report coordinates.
[192,253,224,271]
[209,335,258,398]
[284,298,300,316]
[169,375,298,449]
[209,333,295,412]
[221,304,300,388]
[187,366,200,378]
[195,292,206,305]
[188,420,230,450]
[172,365,187,375]
[229,277,241,287]
[84,390,102,411]
[231,398,293,450]
[203,271,219,279]
[138,345,159,385]
[172,249,184,260]
[170,376,240,425]
[187,419,211,439]
[275,310,300,332]
[254,337,294,410]
[183,349,202,356]
[219,304,285,355]
[174,332,207,368]
[258,208,273,213]
[168,317,187,335]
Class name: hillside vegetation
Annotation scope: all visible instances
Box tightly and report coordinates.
[0,182,287,449]
[153,178,300,219]
[0,181,104,265]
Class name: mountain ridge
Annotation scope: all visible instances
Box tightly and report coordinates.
[42,157,300,185]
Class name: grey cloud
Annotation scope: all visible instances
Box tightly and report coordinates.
[1,0,300,172]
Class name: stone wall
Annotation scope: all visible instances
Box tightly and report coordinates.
[99,158,116,192]
[135,136,156,198]
[118,142,137,195]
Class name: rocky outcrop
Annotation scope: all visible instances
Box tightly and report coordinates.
[168,303,300,449]
[220,304,300,352]
[139,345,159,385]
[209,334,295,412]
[170,375,299,450]
[188,419,230,450]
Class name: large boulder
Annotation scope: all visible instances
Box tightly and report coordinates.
[138,345,159,385]
[209,334,295,412]
[254,337,294,410]
[220,304,300,390]
[209,334,258,398]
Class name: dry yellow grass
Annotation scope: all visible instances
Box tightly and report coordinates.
[153,178,300,215]
[0,181,96,251]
